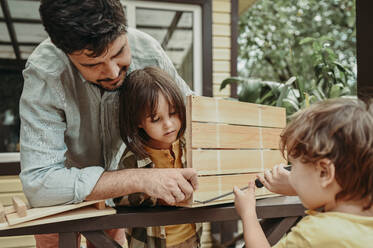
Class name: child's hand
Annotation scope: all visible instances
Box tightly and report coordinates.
[233,180,257,220]
[257,164,297,196]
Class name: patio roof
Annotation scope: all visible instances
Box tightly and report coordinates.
[0,0,193,71]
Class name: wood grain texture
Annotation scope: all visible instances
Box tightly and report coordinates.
[12,196,27,217]
[191,122,282,149]
[0,206,115,230]
[190,96,286,128]
[192,150,286,175]
[5,200,103,226]
[194,174,273,202]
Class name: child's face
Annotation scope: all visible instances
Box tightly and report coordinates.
[289,158,328,210]
[139,93,181,149]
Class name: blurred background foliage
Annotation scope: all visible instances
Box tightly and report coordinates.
[221,0,356,116]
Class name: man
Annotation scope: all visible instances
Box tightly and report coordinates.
[19,0,198,246]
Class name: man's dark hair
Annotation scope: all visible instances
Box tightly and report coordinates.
[40,0,127,56]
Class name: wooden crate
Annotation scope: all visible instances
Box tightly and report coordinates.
[184,96,287,207]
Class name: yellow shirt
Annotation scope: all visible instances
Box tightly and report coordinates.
[273,210,373,248]
[145,140,196,247]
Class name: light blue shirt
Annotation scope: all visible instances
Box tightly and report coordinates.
[19,28,192,207]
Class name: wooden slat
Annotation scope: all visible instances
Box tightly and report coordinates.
[213,36,231,48]
[213,48,230,60]
[0,235,35,248]
[0,176,23,193]
[213,72,230,84]
[192,150,286,175]
[194,173,274,202]
[213,0,231,13]
[5,200,103,226]
[0,193,27,206]
[212,24,230,37]
[0,206,115,231]
[190,96,286,128]
[12,196,27,217]
[213,12,230,24]
[191,122,282,149]
[213,60,230,72]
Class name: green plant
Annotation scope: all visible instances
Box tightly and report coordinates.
[221,36,355,116]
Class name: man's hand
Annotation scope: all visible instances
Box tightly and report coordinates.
[139,168,198,205]
[256,164,297,195]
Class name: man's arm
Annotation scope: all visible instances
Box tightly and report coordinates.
[86,168,198,205]
[20,63,104,207]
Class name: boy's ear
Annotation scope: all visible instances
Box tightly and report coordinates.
[316,158,335,188]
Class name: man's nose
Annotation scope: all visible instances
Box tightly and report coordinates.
[103,62,120,79]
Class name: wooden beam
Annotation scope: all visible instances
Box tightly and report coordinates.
[190,96,286,128]
[162,11,183,49]
[191,122,282,149]
[0,0,22,69]
[356,0,373,100]
[82,230,122,248]
[192,149,286,175]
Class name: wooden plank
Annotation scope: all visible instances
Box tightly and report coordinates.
[213,84,230,97]
[0,206,116,230]
[213,72,230,84]
[0,176,23,193]
[213,13,231,24]
[213,0,231,13]
[59,232,79,248]
[0,192,26,206]
[5,200,103,226]
[195,174,272,201]
[12,196,27,217]
[191,122,282,149]
[213,48,231,60]
[192,150,286,175]
[213,36,231,49]
[82,230,122,248]
[191,96,286,128]
[186,95,193,168]
[213,60,231,72]
[0,235,35,248]
[213,24,230,37]
[0,203,6,224]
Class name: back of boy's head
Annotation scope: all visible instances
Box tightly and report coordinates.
[119,66,186,159]
[281,98,373,209]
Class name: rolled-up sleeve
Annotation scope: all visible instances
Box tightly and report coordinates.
[19,63,104,207]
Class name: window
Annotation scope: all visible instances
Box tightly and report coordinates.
[122,0,203,95]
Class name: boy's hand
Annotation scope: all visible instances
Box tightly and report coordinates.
[257,164,297,195]
[233,180,257,220]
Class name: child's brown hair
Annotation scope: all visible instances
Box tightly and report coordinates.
[280,98,373,209]
[119,66,186,159]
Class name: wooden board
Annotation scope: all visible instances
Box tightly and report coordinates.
[184,96,287,207]
[193,173,273,203]
[5,200,104,226]
[190,96,286,128]
[0,206,115,230]
[191,123,282,149]
[192,150,286,175]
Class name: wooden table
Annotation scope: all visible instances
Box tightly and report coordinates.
[0,196,305,247]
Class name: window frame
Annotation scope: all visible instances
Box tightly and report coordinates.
[122,0,204,95]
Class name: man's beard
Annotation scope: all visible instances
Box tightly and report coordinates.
[90,79,125,92]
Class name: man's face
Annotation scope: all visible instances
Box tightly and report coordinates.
[68,34,131,91]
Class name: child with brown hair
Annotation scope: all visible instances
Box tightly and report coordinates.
[234,98,373,247]
[115,66,202,248]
